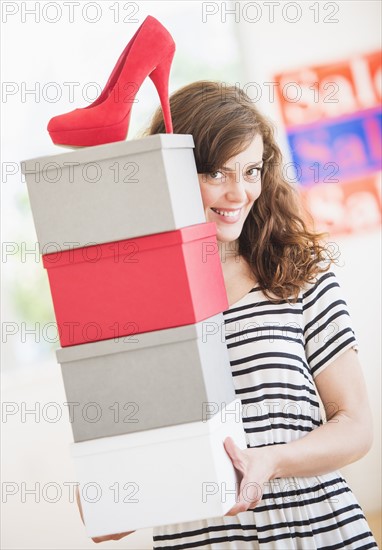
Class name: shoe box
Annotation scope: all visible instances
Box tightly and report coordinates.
[21,133,246,535]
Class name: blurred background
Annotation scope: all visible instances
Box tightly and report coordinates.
[1,1,381,548]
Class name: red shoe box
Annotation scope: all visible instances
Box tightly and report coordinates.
[42,222,227,347]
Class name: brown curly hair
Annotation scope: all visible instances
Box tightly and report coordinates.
[139,80,338,304]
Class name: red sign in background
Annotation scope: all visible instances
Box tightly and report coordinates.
[275,51,381,126]
[274,51,382,236]
[300,173,381,236]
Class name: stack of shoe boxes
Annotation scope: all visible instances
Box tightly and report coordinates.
[21,133,246,537]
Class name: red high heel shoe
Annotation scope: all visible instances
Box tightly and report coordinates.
[47,15,175,147]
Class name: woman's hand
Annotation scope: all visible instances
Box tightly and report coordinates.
[75,486,135,543]
[223,437,277,516]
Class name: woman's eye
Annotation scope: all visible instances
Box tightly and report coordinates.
[246,167,262,181]
[208,171,224,181]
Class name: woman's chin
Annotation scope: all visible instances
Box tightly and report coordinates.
[215,225,242,243]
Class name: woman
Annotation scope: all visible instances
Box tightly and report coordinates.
[80,81,378,549]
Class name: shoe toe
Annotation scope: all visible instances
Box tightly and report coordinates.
[47,109,80,132]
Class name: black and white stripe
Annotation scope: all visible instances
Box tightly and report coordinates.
[153,271,376,549]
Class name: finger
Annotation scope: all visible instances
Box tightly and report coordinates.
[92,535,110,543]
[241,479,262,511]
[224,504,238,517]
[225,477,262,516]
[223,437,247,473]
[75,487,85,525]
[92,531,134,543]
[113,532,134,539]
[225,501,248,516]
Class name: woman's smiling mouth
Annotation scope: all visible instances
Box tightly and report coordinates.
[210,207,243,222]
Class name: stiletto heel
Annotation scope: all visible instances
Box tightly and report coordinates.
[149,49,175,134]
[47,15,175,147]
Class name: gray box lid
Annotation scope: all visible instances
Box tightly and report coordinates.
[20,133,195,173]
[56,313,225,363]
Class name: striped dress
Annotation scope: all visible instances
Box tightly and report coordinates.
[153,270,378,549]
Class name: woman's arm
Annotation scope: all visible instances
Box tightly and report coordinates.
[224,347,374,515]
[271,346,373,478]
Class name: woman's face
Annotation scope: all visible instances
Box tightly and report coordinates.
[198,134,264,245]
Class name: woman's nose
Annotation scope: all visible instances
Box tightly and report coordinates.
[225,177,247,203]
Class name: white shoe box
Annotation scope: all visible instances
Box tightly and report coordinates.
[73,398,246,537]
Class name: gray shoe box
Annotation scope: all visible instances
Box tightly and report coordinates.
[21,134,206,253]
[56,312,236,442]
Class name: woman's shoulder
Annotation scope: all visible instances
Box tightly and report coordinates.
[300,267,359,379]
[301,269,335,294]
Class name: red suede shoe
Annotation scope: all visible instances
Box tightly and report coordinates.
[47,15,175,147]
